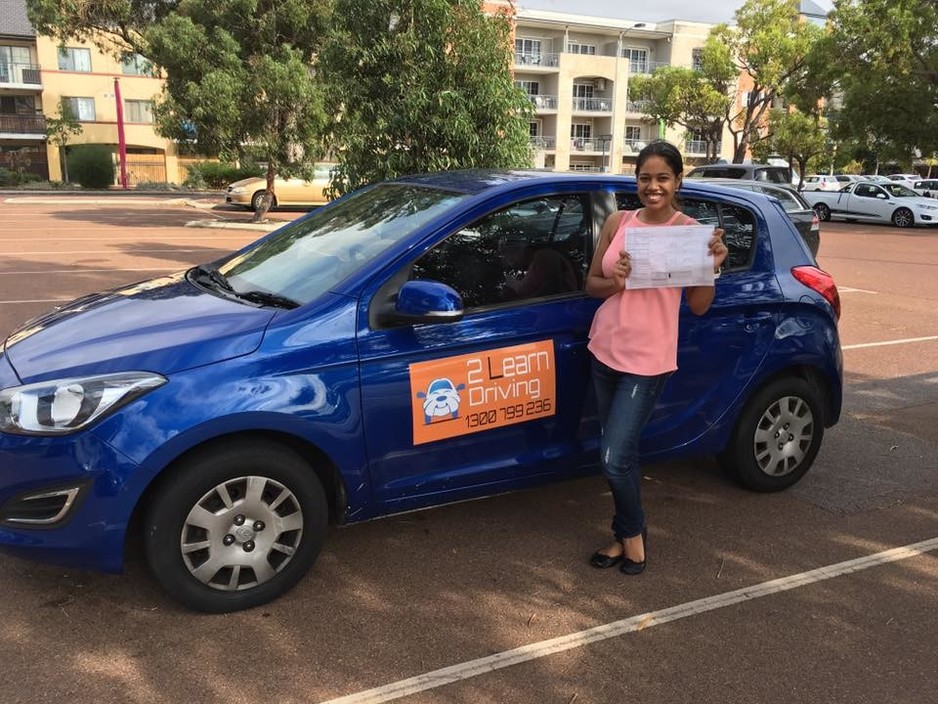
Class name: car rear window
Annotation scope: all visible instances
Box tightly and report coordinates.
[753,168,790,184]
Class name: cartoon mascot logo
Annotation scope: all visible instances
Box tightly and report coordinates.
[416,378,466,424]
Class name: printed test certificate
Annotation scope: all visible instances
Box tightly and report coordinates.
[624,225,716,289]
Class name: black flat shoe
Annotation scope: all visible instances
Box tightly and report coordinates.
[590,550,622,569]
[619,528,648,575]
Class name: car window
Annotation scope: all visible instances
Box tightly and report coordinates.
[854,184,878,198]
[410,194,590,309]
[614,193,755,272]
[882,184,918,198]
[218,184,465,305]
[726,168,746,179]
[760,187,802,212]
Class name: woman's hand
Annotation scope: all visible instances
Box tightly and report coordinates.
[612,251,631,290]
[709,228,728,273]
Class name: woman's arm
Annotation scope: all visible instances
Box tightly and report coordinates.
[585,210,628,299]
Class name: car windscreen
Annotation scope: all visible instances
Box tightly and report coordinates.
[882,184,919,198]
[217,184,466,305]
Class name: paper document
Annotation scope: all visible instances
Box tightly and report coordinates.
[624,225,716,289]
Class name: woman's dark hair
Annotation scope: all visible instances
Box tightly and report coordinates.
[636,140,684,177]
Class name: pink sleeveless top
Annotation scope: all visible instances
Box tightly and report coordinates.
[588,209,694,376]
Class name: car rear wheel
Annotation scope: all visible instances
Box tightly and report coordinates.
[718,377,825,492]
[144,441,328,613]
[891,207,914,228]
[813,203,831,222]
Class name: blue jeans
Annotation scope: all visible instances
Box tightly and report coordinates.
[592,358,670,541]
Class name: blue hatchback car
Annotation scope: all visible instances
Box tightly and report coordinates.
[0,171,842,612]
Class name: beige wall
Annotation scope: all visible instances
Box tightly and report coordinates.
[35,36,181,182]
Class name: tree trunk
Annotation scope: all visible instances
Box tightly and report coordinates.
[252,163,276,223]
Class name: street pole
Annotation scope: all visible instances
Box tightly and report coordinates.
[113,77,128,189]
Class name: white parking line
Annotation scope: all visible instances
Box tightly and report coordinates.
[8,249,228,255]
[0,235,246,241]
[319,538,938,704]
[0,298,69,304]
[838,287,878,294]
[843,335,938,350]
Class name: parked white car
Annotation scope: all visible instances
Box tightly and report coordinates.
[887,174,921,185]
[912,179,938,198]
[860,174,892,183]
[800,174,840,192]
[803,181,938,228]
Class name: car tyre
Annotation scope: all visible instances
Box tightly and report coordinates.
[813,203,831,222]
[718,377,825,493]
[144,441,328,613]
[251,190,276,212]
[891,207,914,228]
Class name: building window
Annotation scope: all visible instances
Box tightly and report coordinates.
[692,48,704,71]
[63,97,96,121]
[567,42,596,55]
[625,126,642,141]
[621,48,648,74]
[515,80,540,96]
[529,121,541,137]
[0,95,36,115]
[571,123,592,140]
[57,47,92,72]
[121,53,153,76]
[125,99,154,124]
[515,37,542,63]
[572,83,594,99]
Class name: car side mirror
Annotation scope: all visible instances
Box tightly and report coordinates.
[877,193,887,199]
[391,280,464,324]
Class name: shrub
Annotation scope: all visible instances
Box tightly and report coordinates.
[184,162,262,190]
[69,145,116,189]
[135,181,182,191]
[0,167,42,187]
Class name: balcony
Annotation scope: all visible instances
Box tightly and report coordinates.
[0,113,46,138]
[625,60,670,76]
[514,52,559,68]
[623,138,647,153]
[685,139,720,155]
[528,94,558,111]
[530,136,556,150]
[571,97,613,113]
[625,100,650,114]
[0,62,42,88]
[571,138,611,153]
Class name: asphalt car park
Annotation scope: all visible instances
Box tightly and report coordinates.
[0,197,936,703]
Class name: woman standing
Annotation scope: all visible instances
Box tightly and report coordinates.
[585,140,728,575]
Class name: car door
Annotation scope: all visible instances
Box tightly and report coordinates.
[356,191,602,515]
[613,192,782,456]
[850,184,889,221]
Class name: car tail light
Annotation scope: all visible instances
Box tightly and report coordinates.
[810,213,820,231]
[792,266,840,320]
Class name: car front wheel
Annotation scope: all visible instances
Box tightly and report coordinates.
[813,203,831,222]
[251,190,276,212]
[144,441,328,613]
[719,377,825,492]
[891,207,914,228]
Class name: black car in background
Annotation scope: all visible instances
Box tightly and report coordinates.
[702,179,821,257]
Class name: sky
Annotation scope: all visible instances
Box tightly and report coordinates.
[516,0,834,25]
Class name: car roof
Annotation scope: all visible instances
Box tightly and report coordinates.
[392,169,605,195]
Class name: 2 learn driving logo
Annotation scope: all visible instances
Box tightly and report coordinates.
[416,378,466,424]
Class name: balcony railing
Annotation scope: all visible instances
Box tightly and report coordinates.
[514,52,559,68]
[624,59,670,75]
[625,100,650,114]
[530,136,556,150]
[0,113,46,135]
[528,94,558,110]
[571,138,610,152]
[569,164,602,173]
[623,138,647,153]
[685,139,720,154]
[0,62,42,86]
[571,97,613,113]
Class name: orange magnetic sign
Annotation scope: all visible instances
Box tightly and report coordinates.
[409,340,556,445]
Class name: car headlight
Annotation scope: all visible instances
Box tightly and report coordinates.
[228,187,246,195]
[916,204,938,211]
[0,372,166,436]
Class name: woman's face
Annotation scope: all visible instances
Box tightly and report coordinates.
[637,155,681,214]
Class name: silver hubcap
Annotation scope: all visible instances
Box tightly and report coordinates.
[180,476,304,591]
[752,396,814,477]
[895,210,912,227]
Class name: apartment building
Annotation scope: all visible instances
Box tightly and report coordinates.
[0,0,45,176]
[1,0,186,184]
[512,7,733,174]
